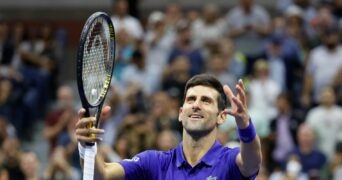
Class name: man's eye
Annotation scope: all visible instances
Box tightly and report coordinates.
[187,98,195,103]
[203,98,211,104]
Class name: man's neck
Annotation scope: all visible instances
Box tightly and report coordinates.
[182,129,217,167]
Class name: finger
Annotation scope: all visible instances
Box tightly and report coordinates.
[76,135,103,143]
[232,96,245,111]
[75,117,96,129]
[223,85,235,104]
[225,109,236,116]
[101,106,111,117]
[235,84,246,105]
[238,79,246,91]
[75,128,105,136]
[78,108,86,118]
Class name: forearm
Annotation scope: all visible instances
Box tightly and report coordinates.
[239,135,262,175]
[236,120,262,176]
[79,143,125,179]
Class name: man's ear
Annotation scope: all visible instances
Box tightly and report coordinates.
[178,107,183,122]
[217,110,227,125]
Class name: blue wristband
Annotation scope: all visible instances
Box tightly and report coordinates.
[237,119,256,143]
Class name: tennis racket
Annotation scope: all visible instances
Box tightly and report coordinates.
[76,12,116,180]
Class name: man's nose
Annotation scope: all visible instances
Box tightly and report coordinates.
[192,100,201,110]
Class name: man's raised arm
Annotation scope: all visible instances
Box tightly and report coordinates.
[76,106,126,179]
[223,80,262,177]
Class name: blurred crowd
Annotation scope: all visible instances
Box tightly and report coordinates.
[1,0,342,179]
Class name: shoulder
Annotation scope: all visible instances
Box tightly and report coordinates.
[120,149,174,168]
[219,146,240,163]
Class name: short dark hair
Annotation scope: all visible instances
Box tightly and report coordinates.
[183,74,227,111]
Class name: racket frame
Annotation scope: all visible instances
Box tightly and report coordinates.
[76,11,116,138]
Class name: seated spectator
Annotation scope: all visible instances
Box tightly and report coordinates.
[269,93,303,171]
[206,54,237,91]
[168,20,205,76]
[110,0,144,40]
[20,152,40,180]
[156,129,180,151]
[225,0,271,57]
[191,3,227,48]
[306,86,342,160]
[287,124,326,176]
[162,55,191,102]
[148,91,182,135]
[302,27,342,107]
[44,85,77,155]
[248,59,281,122]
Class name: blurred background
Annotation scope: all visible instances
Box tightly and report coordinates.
[0,0,342,179]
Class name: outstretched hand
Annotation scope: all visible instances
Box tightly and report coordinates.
[75,106,111,145]
[223,79,250,128]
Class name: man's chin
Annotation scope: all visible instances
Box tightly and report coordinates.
[184,128,213,139]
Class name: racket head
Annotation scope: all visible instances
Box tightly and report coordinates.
[76,12,116,110]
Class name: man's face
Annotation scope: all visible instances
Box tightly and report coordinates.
[179,85,224,135]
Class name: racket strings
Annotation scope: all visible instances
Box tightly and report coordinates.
[82,18,110,105]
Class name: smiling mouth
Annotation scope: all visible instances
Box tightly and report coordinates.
[188,114,204,119]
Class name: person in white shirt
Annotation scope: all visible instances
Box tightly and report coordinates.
[111,0,144,40]
[306,86,342,160]
[225,0,271,56]
[191,4,227,48]
[302,27,342,107]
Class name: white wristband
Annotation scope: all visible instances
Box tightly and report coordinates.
[78,142,97,159]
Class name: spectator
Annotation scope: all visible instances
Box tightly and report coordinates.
[217,37,247,79]
[191,3,227,48]
[248,59,281,122]
[302,27,342,107]
[162,55,191,102]
[121,49,158,96]
[100,87,129,147]
[2,138,24,180]
[43,85,76,155]
[111,0,144,40]
[287,123,326,176]
[269,93,303,170]
[20,152,41,180]
[226,0,271,57]
[206,53,237,90]
[155,129,179,151]
[0,116,16,148]
[168,20,205,76]
[164,3,184,32]
[149,91,181,135]
[144,11,175,85]
[262,35,287,89]
[306,86,342,160]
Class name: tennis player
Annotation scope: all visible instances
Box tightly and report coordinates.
[76,74,261,179]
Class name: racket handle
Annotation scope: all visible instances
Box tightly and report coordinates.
[83,145,97,180]
[86,123,96,146]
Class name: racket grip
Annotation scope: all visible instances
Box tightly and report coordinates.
[85,122,96,146]
[83,145,97,180]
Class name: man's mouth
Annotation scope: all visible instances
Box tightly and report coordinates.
[188,114,204,119]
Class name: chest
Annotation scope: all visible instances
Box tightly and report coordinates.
[160,164,229,180]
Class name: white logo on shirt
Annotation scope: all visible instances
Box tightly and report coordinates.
[206,176,217,180]
[123,156,140,162]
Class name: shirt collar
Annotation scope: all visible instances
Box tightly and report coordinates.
[176,140,223,168]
